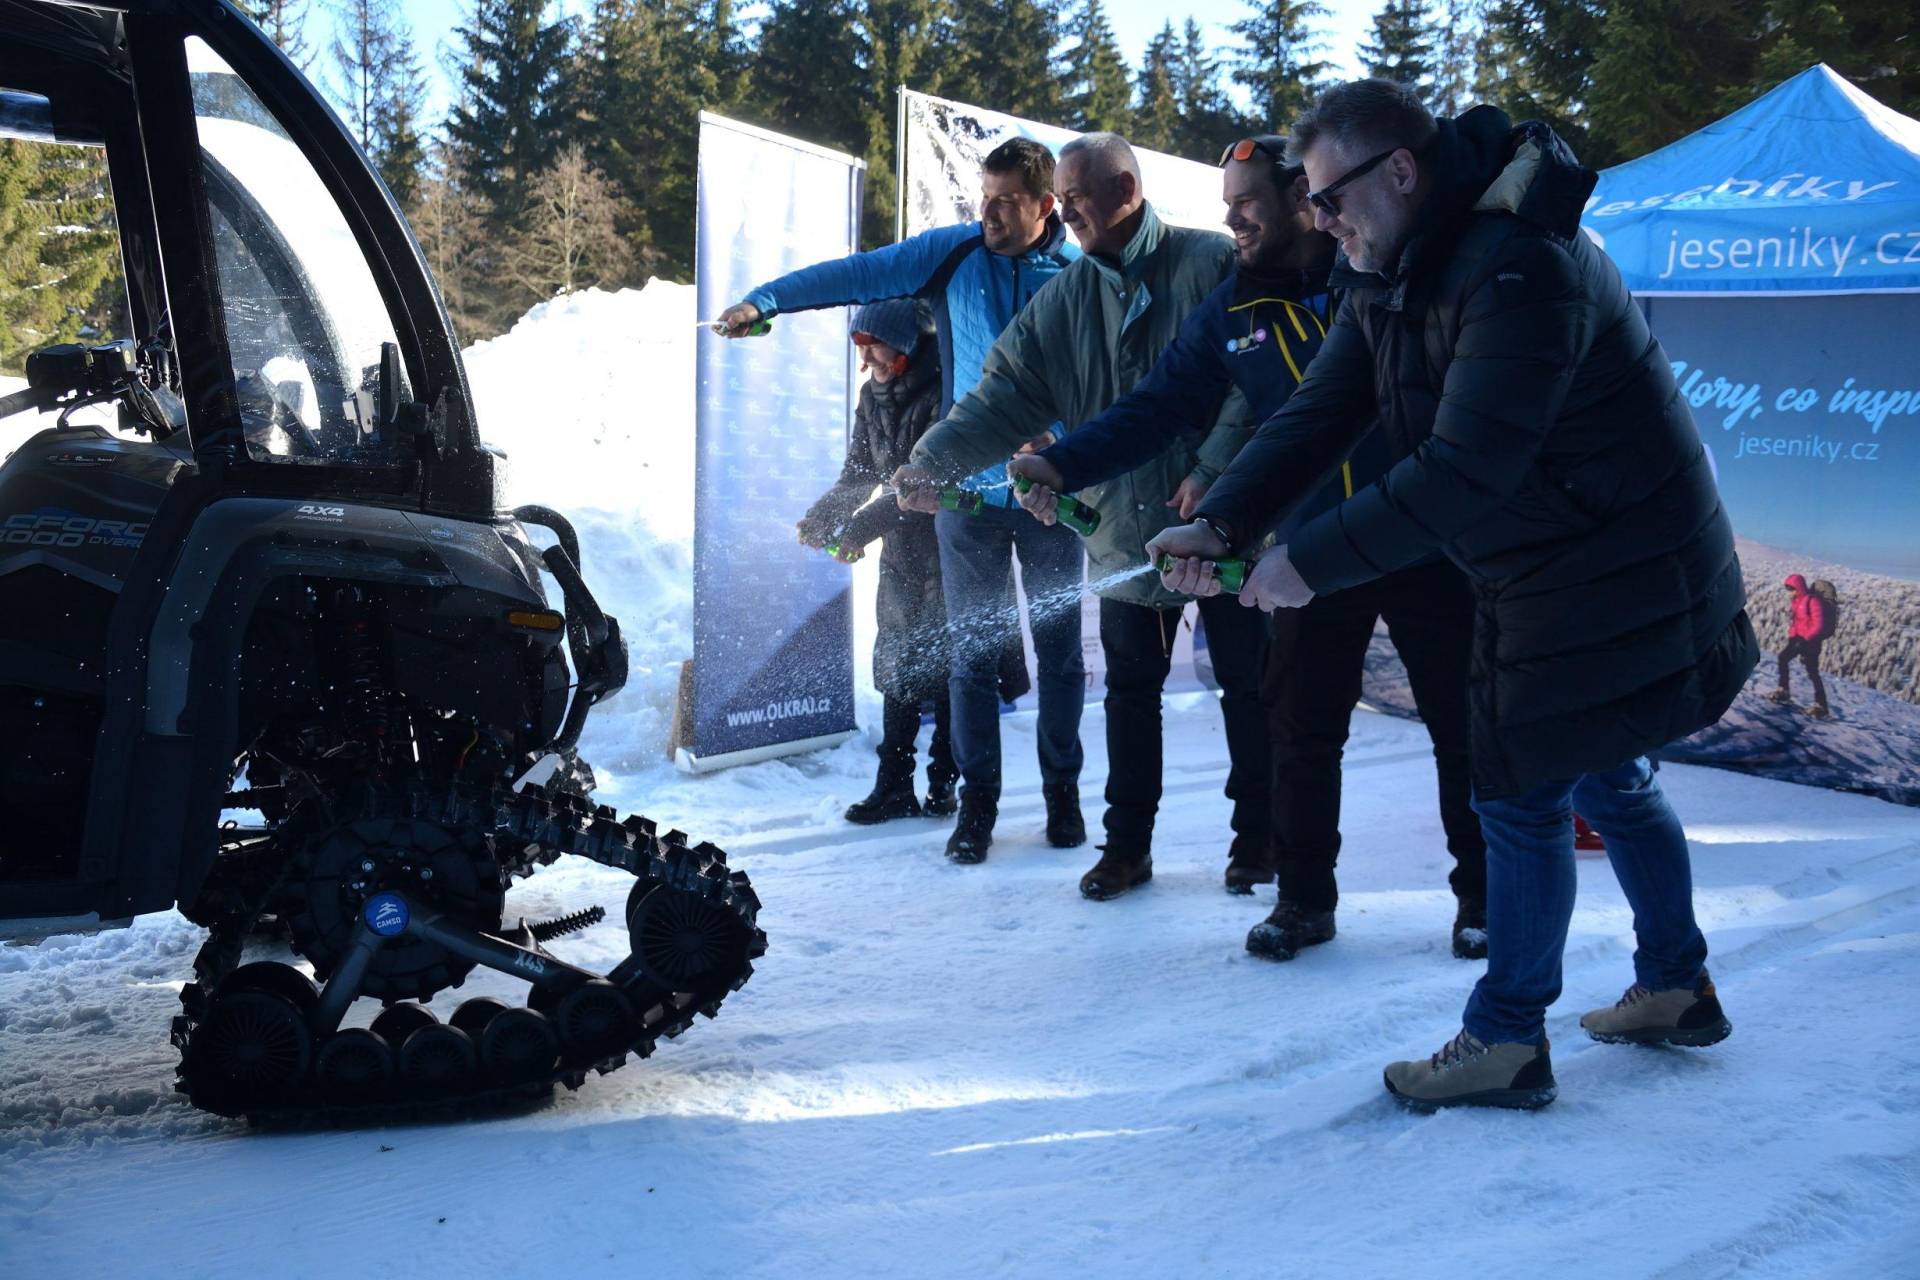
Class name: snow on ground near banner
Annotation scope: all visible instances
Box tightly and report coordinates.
[4,705,1920,1277]
[6,286,1920,1274]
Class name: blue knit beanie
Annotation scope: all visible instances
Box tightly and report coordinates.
[850,298,926,358]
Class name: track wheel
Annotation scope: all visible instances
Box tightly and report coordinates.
[449,997,511,1037]
[399,1024,478,1093]
[480,1007,560,1082]
[223,961,321,1010]
[555,979,634,1060]
[315,1028,396,1100]
[370,1003,438,1047]
[626,882,755,999]
[187,991,313,1111]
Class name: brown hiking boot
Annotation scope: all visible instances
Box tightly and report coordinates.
[1383,1030,1557,1111]
[1079,845,1152,900]
[1764,686,1791,704]
[1580,972,1732,1047]
[1806,702,1831,719]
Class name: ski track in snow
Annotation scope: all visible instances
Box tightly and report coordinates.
[4,700,1920,1278]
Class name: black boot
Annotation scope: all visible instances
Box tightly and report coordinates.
[1245,900,1336,961]
[1451,896,1488,960]
[944,791,996,864]
[845,759,920,825]
[924,772,958,817]
[1223,833,1276,895]
[1043,782,1086,848]
[1079,842,1152,900]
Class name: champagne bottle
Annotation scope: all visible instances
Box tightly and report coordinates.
[1012,475,1101,537]
[938,487,985,515]
[1155,552,1249,593]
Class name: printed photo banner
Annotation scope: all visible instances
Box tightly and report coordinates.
[681,113,864,772]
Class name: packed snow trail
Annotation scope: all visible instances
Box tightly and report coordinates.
[4,700,1920,1278]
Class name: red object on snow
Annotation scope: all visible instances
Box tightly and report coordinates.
[1573,813,1606,852]
[1784,573,1826,642]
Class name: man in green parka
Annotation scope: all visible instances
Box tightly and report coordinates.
[892,133,1271,899]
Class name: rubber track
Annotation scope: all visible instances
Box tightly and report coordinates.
[173,781,767,1126]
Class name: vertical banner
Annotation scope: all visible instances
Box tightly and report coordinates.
[678,113,864,773]
[896,88,1223,696]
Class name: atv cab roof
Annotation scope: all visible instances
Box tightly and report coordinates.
[0,0,494,516]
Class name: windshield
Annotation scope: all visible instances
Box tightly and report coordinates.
[186,38,407,466]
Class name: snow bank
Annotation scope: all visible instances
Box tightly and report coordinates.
[464,284,702,783]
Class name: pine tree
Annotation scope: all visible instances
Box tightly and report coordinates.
[1061,0,1133,133]
[0,141,123,373]
[939,0,1064,124]
[1175,19,1249,159]
[1429,0,1480,116]
[1359,0,1440,100]
[444,0,576,228]
[856,0,948,243]
[1726,1,1918,119]
[329,1,428,212]
[238,0,314,69]
[751,0,865,154]
[1474,0,1604,160]
[1583,0,1754,162]
[373,28,429,212]
[508,142,633,298]
[1231,0,1333,129]
[1132,23,1182,154]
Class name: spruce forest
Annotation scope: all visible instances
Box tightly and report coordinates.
[3,0,1918,358]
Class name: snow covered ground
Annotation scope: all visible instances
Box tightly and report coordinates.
[6,284,1920,1275]
[5,703,1920,1277]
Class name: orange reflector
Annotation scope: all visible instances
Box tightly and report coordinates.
[507,610,565,631]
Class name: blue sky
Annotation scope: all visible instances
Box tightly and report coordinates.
[298,0,1382,124]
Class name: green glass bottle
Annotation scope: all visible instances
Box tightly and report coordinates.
[938,487,985,515]
[1011,475,1101,537]
[1155,552,1249,593]
[823,536,863,562]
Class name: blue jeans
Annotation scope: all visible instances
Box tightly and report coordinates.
[1464,757,1709,1045]
[935,504,1086,802]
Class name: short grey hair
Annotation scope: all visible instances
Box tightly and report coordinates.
[1287,80,1436,166]
[1057,132,1142,185]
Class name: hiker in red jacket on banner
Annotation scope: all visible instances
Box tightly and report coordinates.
[1767,573,1836,718]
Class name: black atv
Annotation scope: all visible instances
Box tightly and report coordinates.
[0,0,763,1123]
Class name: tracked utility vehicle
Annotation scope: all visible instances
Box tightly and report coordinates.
[0,0,763,1122]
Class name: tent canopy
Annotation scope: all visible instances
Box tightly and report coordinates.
[1581,65,1920,295]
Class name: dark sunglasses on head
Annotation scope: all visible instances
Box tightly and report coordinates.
[1306,148,1400,217]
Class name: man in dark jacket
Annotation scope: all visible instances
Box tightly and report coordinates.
[1009,136,1488,956]
[1149,80,1757,1110]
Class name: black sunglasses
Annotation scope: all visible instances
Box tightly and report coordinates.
[1305,148,1400,217]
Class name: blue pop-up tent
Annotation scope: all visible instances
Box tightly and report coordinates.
[1583,66,1920,805]
[1581,64,1920,295]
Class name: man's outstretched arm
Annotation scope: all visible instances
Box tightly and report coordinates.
[715,224,977,334]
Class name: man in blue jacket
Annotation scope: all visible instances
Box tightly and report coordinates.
[715,139,1090,855]
[1009,136,1487,959]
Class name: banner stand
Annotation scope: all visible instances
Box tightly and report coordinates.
[676,729,860,776]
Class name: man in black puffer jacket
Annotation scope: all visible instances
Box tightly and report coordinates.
[1149,80,1758,1111]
